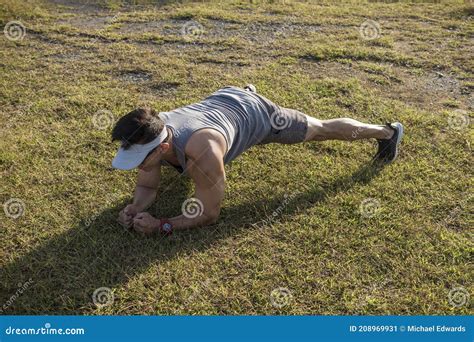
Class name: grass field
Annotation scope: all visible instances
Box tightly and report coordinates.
[0,0,472,315]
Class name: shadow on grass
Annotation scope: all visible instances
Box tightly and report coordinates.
[0,162,384,314]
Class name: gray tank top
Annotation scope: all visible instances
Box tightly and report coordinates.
[159,86,275,173]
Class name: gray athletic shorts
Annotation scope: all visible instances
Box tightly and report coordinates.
[255,94,308,145]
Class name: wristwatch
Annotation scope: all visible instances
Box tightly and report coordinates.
[159,218,173,235]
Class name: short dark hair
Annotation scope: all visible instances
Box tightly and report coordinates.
[111,108,167,149]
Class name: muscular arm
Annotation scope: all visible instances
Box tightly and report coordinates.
[168,143,226,230]
[132,166,161,211]
[132,129,227,234]
[118,166,161,229]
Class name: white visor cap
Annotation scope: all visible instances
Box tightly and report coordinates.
[112,127,168,170]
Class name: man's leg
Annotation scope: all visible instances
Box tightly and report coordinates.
[259,103,403,162]
[304,116,393,142]
[303,115,404,163]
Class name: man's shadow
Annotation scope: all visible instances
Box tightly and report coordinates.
[0,162,384,314]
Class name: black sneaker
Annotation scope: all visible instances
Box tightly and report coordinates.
[374,122,404,163]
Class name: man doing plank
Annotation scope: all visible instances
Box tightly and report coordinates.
[111,85,403,235]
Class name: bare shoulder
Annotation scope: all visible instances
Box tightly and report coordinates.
[185,128,227,163]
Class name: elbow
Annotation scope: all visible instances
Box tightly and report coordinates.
[204,212,219,225]
[207,215,219,225]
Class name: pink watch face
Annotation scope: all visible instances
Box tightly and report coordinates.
[162,222,172,233]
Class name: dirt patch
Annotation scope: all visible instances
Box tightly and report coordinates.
[117,19,175,35]
[384,72,466,110]
[388,69,469,109]
[298,59,471,111]
[47,51,82,61]
[204,19,324,44]
[149,81,180,94]
[299,60,361,82]
[423,72,460,95]
[57,15,117,30]
[42,1,474,114]
[115,18,325,45]
[118,70,152,83]
[48,0,104,14]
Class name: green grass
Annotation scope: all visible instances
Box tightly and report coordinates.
[0,0,472,315]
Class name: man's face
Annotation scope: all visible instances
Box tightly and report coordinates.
[138,143,169,171]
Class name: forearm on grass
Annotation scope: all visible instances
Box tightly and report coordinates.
[132,167,161,212]
[167,212,218,231]
[132,185,157,212]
